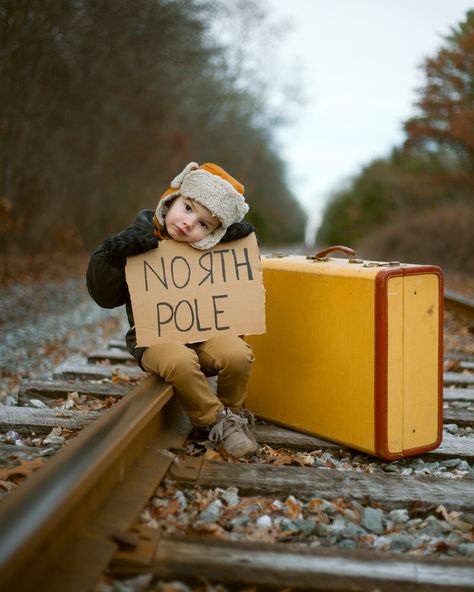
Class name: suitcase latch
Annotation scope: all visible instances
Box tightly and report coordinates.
[363,261,401,267]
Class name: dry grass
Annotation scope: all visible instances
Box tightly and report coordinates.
[0,251,90,288]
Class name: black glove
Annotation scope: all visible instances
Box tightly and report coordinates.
[220,222,255,243]
[103,225,159,267]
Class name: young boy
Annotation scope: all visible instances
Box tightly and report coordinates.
[86,162,257,458]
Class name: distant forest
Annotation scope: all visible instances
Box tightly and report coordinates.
[317,10,474,273]
[0,0,307,253]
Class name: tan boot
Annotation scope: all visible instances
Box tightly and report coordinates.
[209,409,258,458]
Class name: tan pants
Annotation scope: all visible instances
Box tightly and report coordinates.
[141,335,254,426]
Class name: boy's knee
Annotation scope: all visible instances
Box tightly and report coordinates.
[142,343,198,377]
[220,338,254,371]
[237,342,255,366]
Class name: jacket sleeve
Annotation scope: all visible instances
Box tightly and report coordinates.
[86,244,130,308]
[86,209,155,309]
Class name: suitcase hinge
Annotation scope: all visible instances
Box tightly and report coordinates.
[265,252,288,258]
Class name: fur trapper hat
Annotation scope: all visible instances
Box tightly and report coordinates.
[155,162,249,250]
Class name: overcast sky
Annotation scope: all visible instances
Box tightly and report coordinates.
[267,0,473,241]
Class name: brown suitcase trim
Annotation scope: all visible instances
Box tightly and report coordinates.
[374,266,444,459]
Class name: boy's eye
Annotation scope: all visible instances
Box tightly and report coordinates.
[199,221,208,228]
[185,204,192,211]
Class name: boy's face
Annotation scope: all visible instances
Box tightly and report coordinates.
[164,196,220,244]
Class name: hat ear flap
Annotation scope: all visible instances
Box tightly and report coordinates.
[170,162,199,189]
[237,201,250,220]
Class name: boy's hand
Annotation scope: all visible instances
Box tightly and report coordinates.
[220,222,255,243]
[103,225,159,267]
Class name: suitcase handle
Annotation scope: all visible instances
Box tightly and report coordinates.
[313,245,357,261]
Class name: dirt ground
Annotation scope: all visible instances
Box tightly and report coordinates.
[0,253,128,403]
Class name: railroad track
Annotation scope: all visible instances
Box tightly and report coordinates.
[0,291,473,591]
[445,290,474,323]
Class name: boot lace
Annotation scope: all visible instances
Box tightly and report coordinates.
[209,411,249,443]
[238,408,256,432]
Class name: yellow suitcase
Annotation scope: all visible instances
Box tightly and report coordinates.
[246,246,443,460]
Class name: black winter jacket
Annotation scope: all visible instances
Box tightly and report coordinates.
[86,209,154,363]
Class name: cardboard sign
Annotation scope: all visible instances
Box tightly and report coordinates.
[125,233,266,346]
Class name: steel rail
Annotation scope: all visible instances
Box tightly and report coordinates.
[444,289,474,321]
[0,375,191,592]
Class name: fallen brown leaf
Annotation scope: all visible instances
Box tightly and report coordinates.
[0,458,43,480]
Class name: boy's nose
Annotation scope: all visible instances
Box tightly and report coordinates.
[183,215,196,230]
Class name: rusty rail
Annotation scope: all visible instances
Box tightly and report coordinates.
[444,289,474,322]
[0,376,190,592]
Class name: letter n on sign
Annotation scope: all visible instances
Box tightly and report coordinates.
[125,233,266,345]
